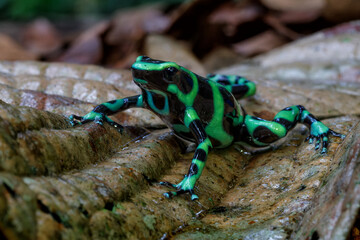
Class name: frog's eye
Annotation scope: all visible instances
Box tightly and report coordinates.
[164,67,178,81]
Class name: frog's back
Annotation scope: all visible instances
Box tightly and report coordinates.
[166,74,245,148]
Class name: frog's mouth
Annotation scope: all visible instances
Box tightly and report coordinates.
[131,68,149,85]
[133,77,148,85]
[131,68,164,90]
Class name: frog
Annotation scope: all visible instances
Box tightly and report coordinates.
[69,56,345,201]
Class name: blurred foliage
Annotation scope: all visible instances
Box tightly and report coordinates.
[0,0,183,20]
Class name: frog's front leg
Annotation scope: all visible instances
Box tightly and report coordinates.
[69,95,143,131]
[161,108,213,200]
[243,105,345,153]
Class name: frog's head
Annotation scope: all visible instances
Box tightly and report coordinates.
[131,56,193,94]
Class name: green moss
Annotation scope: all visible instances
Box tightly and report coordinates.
[143,215,156,231]
[111,203,125,213]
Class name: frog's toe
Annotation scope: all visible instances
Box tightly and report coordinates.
[329,129,345,139]
[308,128,344,154]
[315,137,321,150]
[94,117,104,126]
[108,121,124,133]
[163,191,172,198]
[160,179,199,200]
[159,181,177,188]
[69,114,83,126]
[163,190,184,198]
[191,192,199,201]
[94,114,109,126]
[309,134,329,154]
[163,189,199,201]
[319,129,344,154]
[321,136,329,154]
[96,115,124,131]
[306,135,314,144]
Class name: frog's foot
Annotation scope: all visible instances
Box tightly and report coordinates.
[69,114,83,126]
[306,122,345,154]
[160,176,199,201]
[68,112,123,132]
[93,113,123,132]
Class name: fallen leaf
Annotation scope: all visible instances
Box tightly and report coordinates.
[232,30,287,57]
[260,0,325,11]
[105,6,170,67]
[322,20,360,36]
[22,18,62,56]
[276,10,322,24]
[254,21,360,67]
[208,2,263,26]
[144,34,206,76]
[291,121,360,239]
[0,33,37,61]
[168,0,224,34]
[202,47,244,72]
[263,14,302,40]
[167,0,228,56]
[175,116,357,240]
[323,0,360,22]
[57,21,110,64]
[0,60,163,127]
[106,6,170,46]
[57,37,103,64]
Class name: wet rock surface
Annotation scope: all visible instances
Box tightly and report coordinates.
[0,22,359,240]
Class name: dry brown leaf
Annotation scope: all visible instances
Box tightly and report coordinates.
[221,22,360,117]
[208,2,263,26]
[0,33,37,61]
[202,47,244,72]
[233,30,287,57]
[58,37,103,64]
[167,0,229,56]
[276,10,322,24]
[168,0,225,33]
[292,121,360,239]
[254,21,360,68]
[106,6,169,46]
[57,21,110,64]
[261,0,325,11]
[144,34,206,76]
[323,0,360,22]
[0,61,164,128]
[105,6,170,68]
[263,14,302,40]
[175,117,358,239]
[22,18,62,56]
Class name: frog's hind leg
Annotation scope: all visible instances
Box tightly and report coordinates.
[207,74,256,99]
[243,105,345,154]
[160,107,213,201]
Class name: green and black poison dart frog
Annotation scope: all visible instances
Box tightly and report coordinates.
[69,56,345,201]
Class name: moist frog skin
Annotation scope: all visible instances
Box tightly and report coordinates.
[69,56,345,201]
